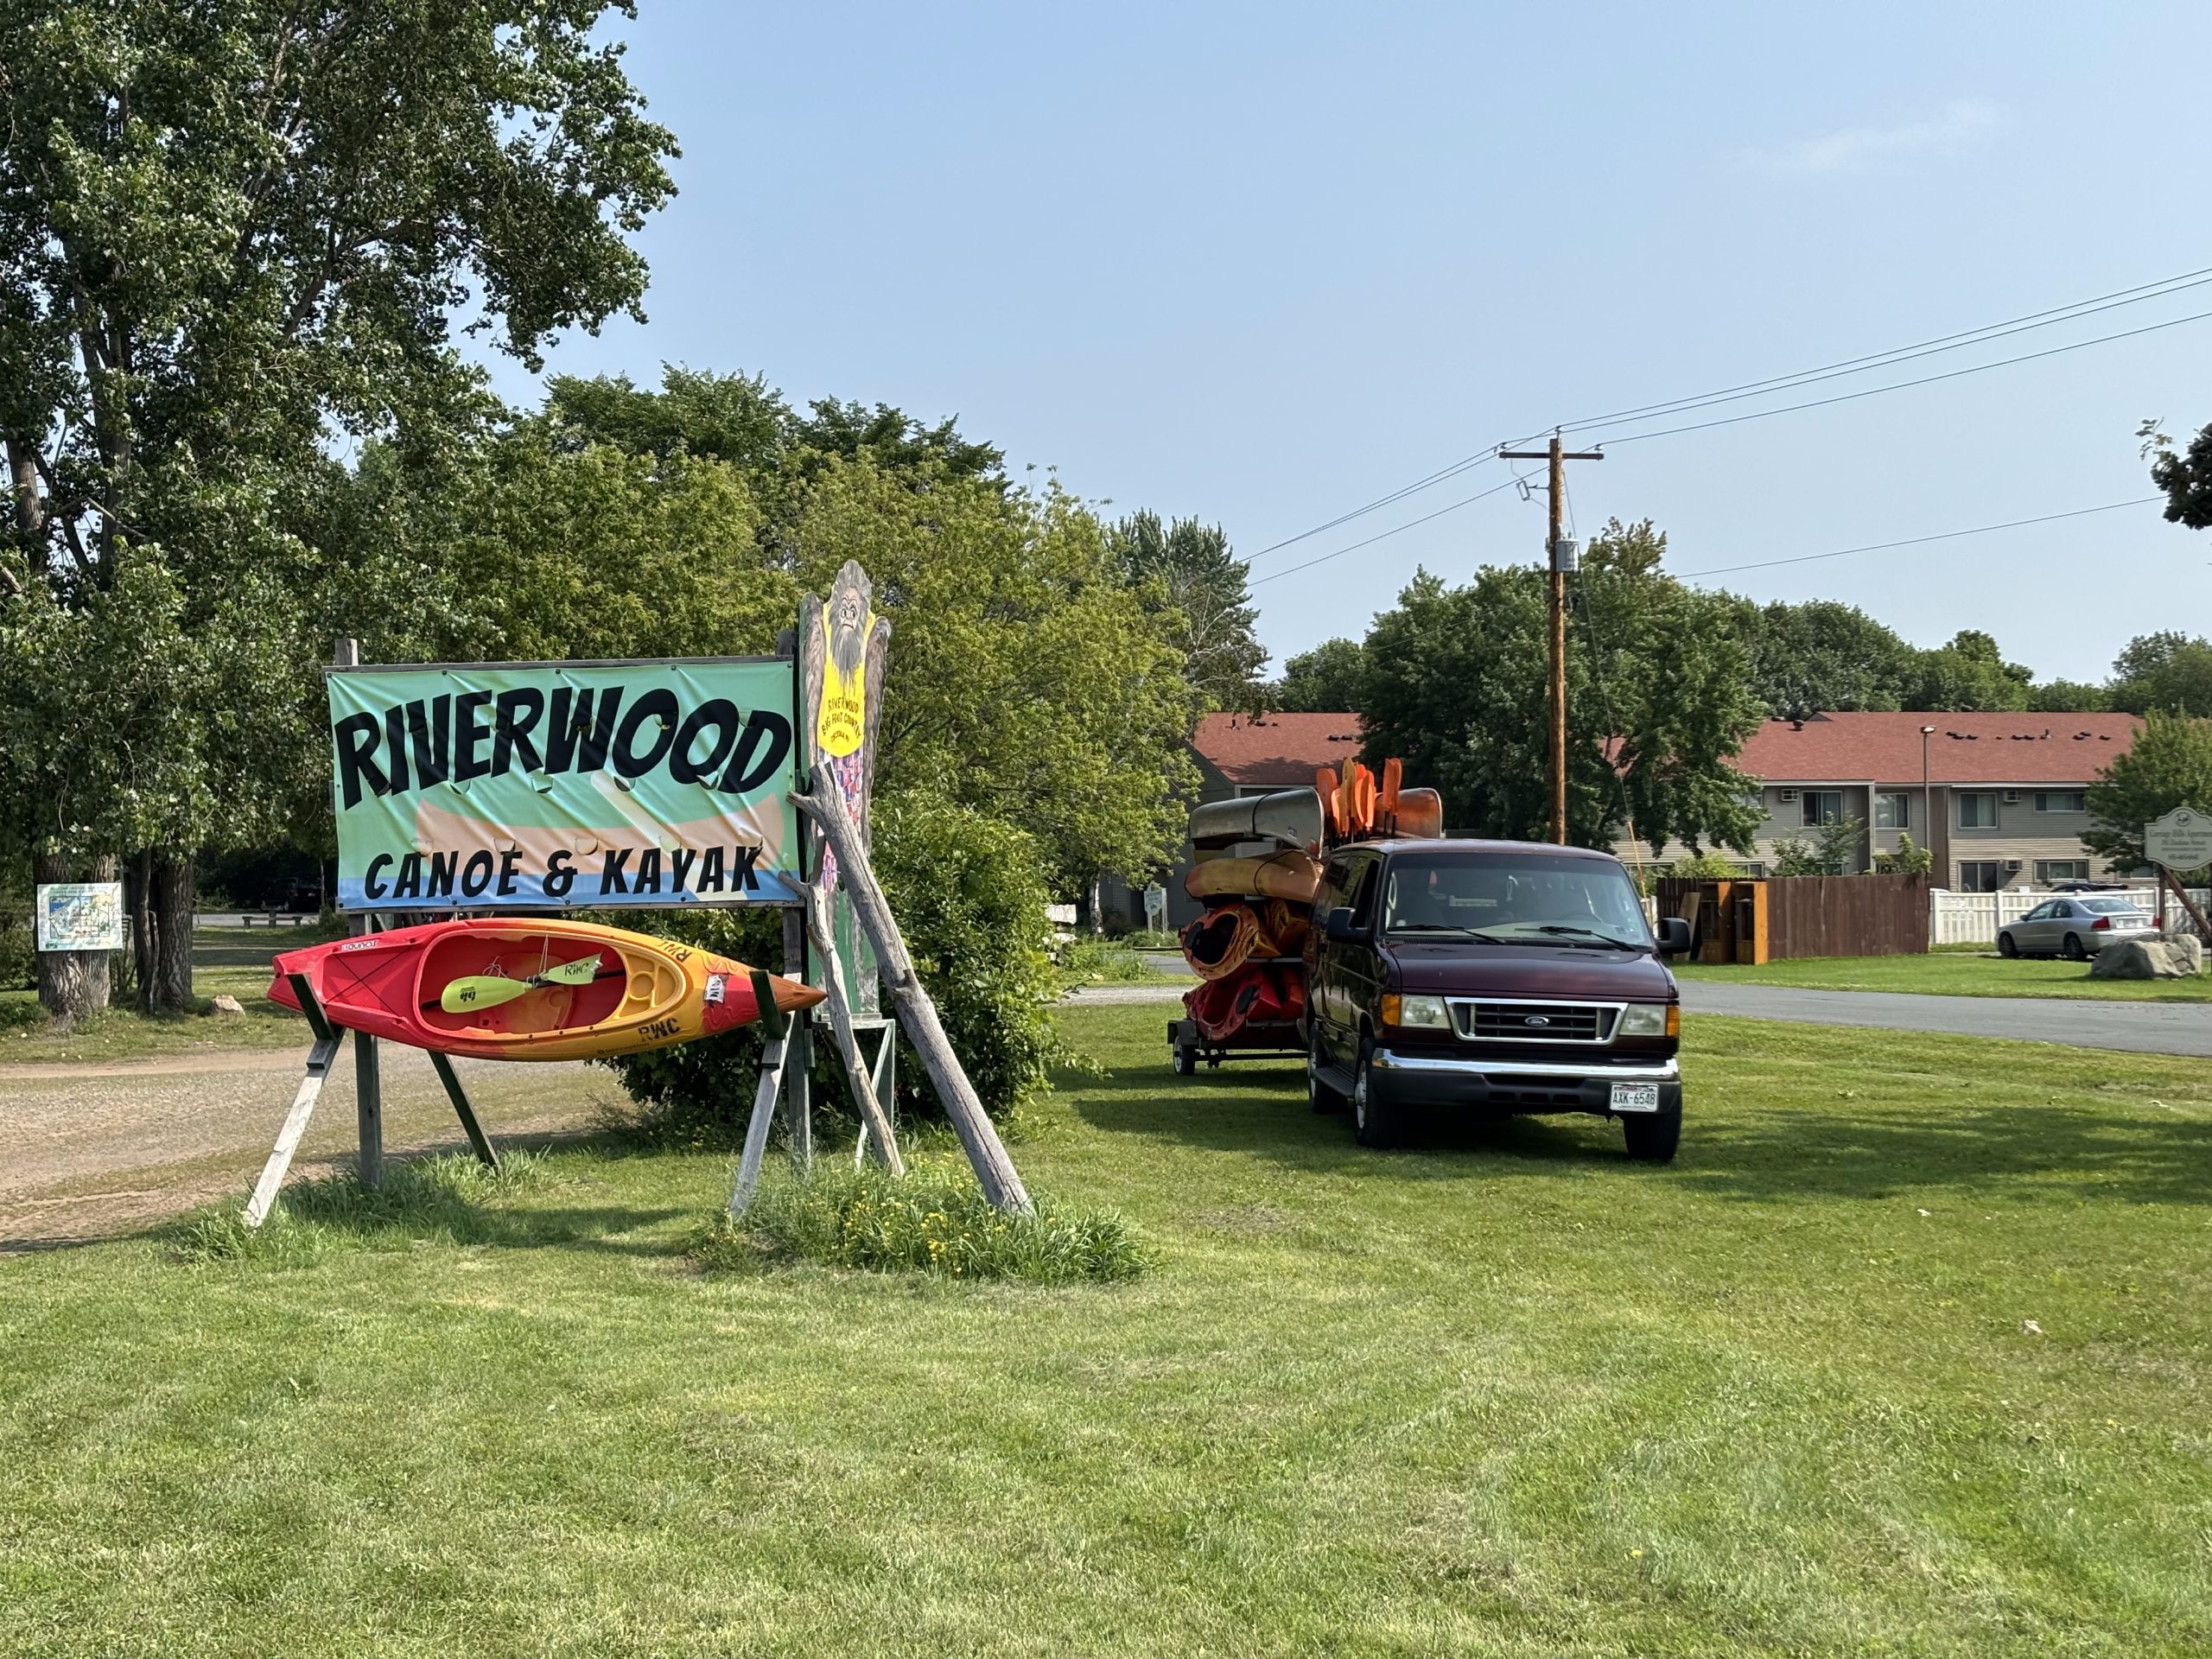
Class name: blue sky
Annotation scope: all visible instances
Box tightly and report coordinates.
[486,2,2212,685]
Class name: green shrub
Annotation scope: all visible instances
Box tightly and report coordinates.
[1053,933,1154,986]
[874,791,1062,1116]
[604,791,1062,1143]
[696,1159,1144,1283]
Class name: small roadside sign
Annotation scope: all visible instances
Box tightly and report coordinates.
[2145,805,2212,869]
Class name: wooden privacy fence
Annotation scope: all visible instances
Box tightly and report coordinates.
[1656,873,1931,962]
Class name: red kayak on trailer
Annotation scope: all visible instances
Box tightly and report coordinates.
[267,917,823,1063]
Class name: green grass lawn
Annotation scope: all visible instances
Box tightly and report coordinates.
[0,925,330,1063]
[4,1006,2210,1656]
[1675,949,2212,1001]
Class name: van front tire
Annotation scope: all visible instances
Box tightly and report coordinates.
[1351,1037,1408,1149]
[1622,1101,1681,1163]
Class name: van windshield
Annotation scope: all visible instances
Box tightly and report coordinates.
[1381,852,1651,949]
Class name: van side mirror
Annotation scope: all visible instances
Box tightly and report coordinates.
[1324,906,1365,945]
[1656,916,1692,956]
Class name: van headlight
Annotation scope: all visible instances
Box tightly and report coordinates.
[1617,1003,1675,1038]
[1382,993,1451,1028]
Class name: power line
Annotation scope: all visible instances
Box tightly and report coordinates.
[1247,474,1528,586]
[1675,496,2163,579]
[1554,265,2212,433]
[1240,262,2212,566]
[1242,450,1500,561]
[1589,308,2212,448]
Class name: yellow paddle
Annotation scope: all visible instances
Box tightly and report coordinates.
[440,953,608,1014]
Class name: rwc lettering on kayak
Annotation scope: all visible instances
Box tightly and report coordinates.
[325,656,803,912]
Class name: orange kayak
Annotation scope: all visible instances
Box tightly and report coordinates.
[267,918,823,1062]
[1184,849,1323,904]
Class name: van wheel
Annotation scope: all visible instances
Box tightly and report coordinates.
[1308,1027,1344,1114]
[1623,1101,1681,1163]
[1351,1037,1407,1148]
[2062,933,2088,962]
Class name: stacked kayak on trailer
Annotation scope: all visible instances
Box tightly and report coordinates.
[1167,758,1443,1075]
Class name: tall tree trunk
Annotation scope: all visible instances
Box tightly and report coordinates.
[129,850,156,1014]
[147,851,195,1013]
[32,852,111,1025]
[80,854,115,1011]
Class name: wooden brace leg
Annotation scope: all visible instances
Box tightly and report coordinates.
[245,1029,348,1230]
[428,1051,499,1170]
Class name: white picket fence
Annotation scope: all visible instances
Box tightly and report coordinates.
[1930,887,2209,945]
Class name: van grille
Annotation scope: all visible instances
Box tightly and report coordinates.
[1453,1001,1617,1043]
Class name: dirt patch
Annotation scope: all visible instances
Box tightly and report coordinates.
[0,1045,616,1253]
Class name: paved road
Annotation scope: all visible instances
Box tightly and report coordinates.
[1080,975,2212,1058]
[1678,981,2212,1058]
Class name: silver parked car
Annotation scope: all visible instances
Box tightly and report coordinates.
[1998,896,2155,960]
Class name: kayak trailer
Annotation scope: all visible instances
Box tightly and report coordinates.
[1168,1015,1306,1075]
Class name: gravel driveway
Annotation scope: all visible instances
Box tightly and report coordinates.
[0,1045,612,1253]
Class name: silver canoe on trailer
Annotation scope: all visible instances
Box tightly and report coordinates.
[1189,786,1325,851]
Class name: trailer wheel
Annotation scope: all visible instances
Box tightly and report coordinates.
[1172,1040,1197,1077]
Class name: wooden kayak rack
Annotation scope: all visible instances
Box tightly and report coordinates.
[244,764,1030,1228]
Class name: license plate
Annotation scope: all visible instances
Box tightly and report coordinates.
[1610,1082,1660,1114]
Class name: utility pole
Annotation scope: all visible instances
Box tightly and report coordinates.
[1498,434,1604,843]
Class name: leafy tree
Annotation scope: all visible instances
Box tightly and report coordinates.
[0,0,676,1008]
[1109,511,1267,714]
[1873,832,1933,875]
[1904,630,2033,712]
[2143,416,2212,527]
[1272,637,1368,713]
[1770,813,1865,876]
[1358,524,1764,855]
[1744,599,1917,720]
[800,463,1199,893]
[2107,631,2212,716]
[2029,678,2111,713]
[2084,710,2212,873]
[543,367,791,474]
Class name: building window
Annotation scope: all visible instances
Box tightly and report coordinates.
[1958,860,2004,893]
[1801,790,1845,826]
[1957,792,1999,829]
[1874,792,1910,830]
[2036,860,2090,884]
[2034,791,2087,814]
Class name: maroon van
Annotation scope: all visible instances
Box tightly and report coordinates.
[1306,839,1692,1159]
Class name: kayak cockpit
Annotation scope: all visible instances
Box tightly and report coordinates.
[416,926,683,1043]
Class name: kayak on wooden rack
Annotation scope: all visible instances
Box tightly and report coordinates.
[266,917,824,1063]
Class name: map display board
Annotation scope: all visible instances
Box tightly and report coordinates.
[36,882,126,951]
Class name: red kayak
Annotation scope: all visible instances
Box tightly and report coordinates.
[267,918,823,1062]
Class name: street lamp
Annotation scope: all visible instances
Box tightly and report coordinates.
[1921,726,1936,875]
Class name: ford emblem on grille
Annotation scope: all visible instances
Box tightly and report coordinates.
[1523,1014,1549,1027]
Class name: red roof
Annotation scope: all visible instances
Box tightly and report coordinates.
[1191,712,1363,785]
[1734,711,2141,785]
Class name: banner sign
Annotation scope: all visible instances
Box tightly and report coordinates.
[327,658,799,911]
[36,882,126,951]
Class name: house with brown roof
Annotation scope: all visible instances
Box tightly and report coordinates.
[1099,712,1362,930]
[1623,710,2143,891]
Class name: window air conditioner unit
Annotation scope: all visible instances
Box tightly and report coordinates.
[2004,860,2023,873]
[2003,791,2022,804]
[1778,787,1798,803]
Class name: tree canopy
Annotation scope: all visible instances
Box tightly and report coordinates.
[1357,521,1764,855]
[2084,711,2212,872]
[1272,637,1368,713]
[1108,511,1267,715]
